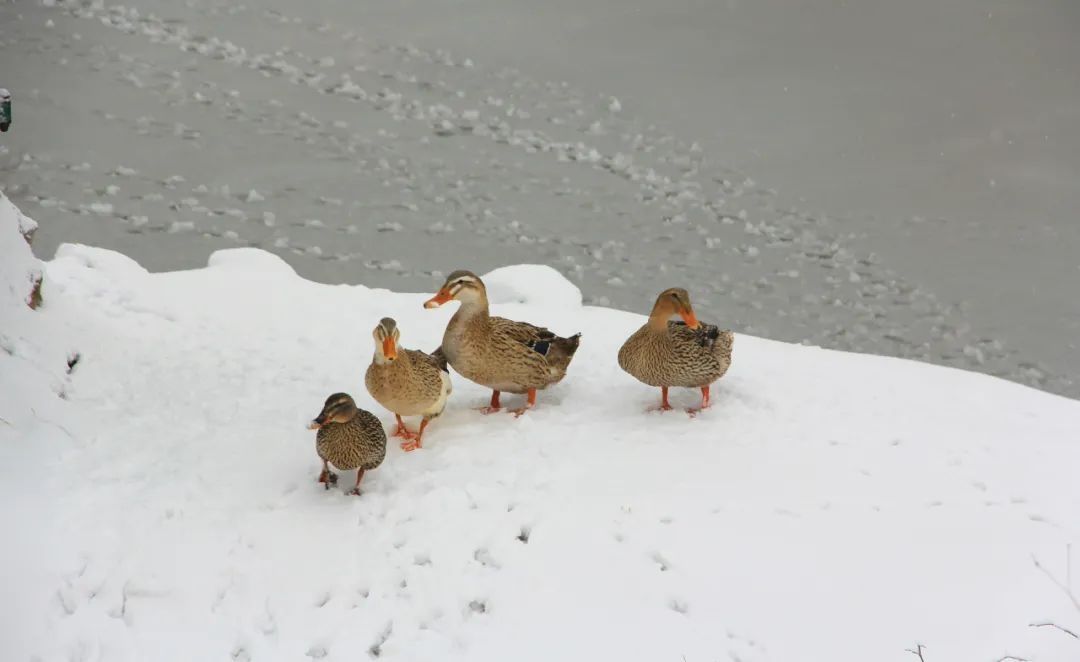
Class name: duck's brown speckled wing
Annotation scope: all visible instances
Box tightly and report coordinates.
[669,321,734,355]
[667,320,734,382]
[316,408,387,472]
[491,317,581,370]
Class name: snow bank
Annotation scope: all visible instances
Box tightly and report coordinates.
[0,193,74,429]
[481,263,583,308]
[1,192,42,310]
[207,247,298,276]
[0,194,79,661]
[5,223,1080,661]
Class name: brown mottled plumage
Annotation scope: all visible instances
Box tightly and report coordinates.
[307,393,387,495]
[365,317,452,451]
[618,288,733,413]
[423,270,580,415]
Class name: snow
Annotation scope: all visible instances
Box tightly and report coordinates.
[481,263,583,308]
[3,195,1080,661]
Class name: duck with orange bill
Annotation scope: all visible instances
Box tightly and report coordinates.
[423,270,580,416]
[617,288,734,414]
[365,317,452,451]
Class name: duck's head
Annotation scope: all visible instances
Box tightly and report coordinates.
[372,317,400,363]
[308,393,358,429]
[423,270,486,309]
[651,287,700,329]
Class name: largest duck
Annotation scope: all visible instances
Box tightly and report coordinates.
[424,270,580,415]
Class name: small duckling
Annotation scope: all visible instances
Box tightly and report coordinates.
[307,393,387,495]
[618,288,734,414]
[365,317,452,451]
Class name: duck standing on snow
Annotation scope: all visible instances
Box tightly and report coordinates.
[423,270,581,416]
[307,393,387,495]
[365,317,452,451]
[618,288,733,414]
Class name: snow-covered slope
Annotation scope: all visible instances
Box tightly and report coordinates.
[3,198,1080,661]
[0,193,79,660]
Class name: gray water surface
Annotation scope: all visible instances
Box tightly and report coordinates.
[1,0,1076,397]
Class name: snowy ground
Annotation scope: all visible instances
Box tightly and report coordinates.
[1,0,1077,398]
[4,196,1080,661]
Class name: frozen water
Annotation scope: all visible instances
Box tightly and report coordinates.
[0,0,1076,399]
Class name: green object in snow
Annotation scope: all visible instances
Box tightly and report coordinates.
[0,89,11,132]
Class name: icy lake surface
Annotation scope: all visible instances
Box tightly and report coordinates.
[1,0,1077,397]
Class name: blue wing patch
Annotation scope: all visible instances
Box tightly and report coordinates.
[529,340,551,355]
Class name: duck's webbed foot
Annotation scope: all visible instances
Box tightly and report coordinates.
[318,469,339,490]
[401,419,430,452]
[393,414,419,439]
[347,469,366,496]
[686,386,711,416]
[478,390,502,415]
[509,388,537,418]
[649,386,674,412]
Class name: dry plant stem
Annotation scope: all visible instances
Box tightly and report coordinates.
[905,644,927,662]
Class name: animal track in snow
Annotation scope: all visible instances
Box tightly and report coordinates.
[368,622,393,658]
[473,547,500,569]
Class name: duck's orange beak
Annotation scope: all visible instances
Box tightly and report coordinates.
[680,309,701,330]
[307,419,322,430]
[424,288,453,309]
[382,337,398,360]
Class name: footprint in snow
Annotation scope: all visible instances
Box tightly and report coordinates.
[473,548,500,569]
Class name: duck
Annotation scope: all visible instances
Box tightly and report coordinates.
[617,288,733,413]
[365,317,452,451]
[423,270,580,416]
[307,393,387,495]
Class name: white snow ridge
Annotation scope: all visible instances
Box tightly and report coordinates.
[3,195,1080,661]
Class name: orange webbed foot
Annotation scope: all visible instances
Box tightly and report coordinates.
[318,470,338,490]
[686,386,712,417]
[392,414,419,440]
[510,406,532,418]
[510,388,538,417]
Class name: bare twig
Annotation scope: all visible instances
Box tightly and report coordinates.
[29,407,75,439]
[1032,553,1080,612]
[1069,543,1073,594]
[995,656,1029,662]
[1030,621,1080,639]
[905,644,927,662]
